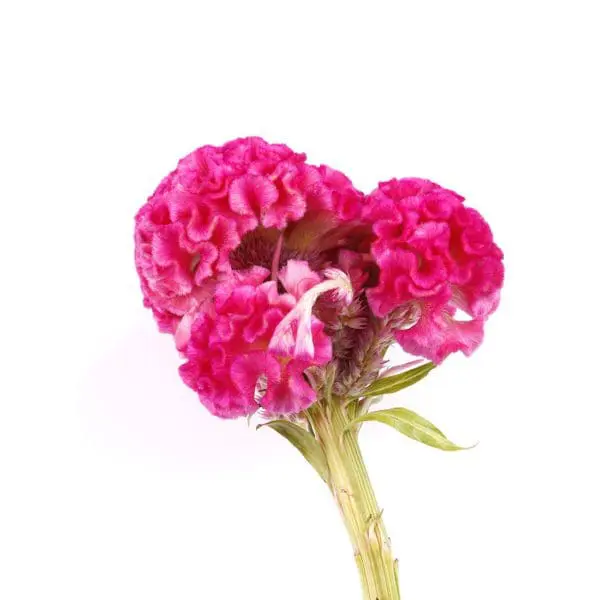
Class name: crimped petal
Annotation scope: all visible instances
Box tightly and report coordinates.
[364,177,504,361]
[229,174,278,220]
[395,302,485,363]
[179,275,331,418]
[260,361,317,415]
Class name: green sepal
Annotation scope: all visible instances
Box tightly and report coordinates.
[347,407,474,452]
[258,420,329,481]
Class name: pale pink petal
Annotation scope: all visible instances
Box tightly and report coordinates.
[278,260,321,300]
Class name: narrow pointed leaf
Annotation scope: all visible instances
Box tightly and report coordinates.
[347,407,473,451]
[361,362,436,398]
[258,420,329,481]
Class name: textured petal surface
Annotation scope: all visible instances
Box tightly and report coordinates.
[134,137,364,334]
[134,141,504,418]
[178,274,331,418]
[364,178,504,362]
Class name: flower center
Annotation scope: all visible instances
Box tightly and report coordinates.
[269,269,353,360]
[229,227,325,275]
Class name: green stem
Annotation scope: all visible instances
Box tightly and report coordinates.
[309,401,400,600]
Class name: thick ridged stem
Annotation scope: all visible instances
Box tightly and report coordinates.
[310,401,400,600]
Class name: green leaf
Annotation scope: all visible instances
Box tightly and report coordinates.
[347,407,473,452]
[361,362,436,398]
[258,420,329,481]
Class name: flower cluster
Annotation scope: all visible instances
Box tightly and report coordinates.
[179,263,335,418]
[364,178,504,362]
[134,138,361,334]
[135,137,504,418]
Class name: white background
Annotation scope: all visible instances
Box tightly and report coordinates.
[1,1,599,599]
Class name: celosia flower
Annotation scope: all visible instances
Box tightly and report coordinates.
[179,261,334,417]
[134,138,503,418]
[134,137,362,336]
[133,139,506,600]
[364,178,504,362]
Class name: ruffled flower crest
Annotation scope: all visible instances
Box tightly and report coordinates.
[179,261,333,418]
[135,139,504,418]
[364,178,504,362]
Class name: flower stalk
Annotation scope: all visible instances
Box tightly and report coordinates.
[134,137,505,599]
[309,400,400,600]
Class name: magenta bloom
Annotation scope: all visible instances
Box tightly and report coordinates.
[134,138,360,334]
[134,138,504,417]
[179,262,336,418]
[364,178,504,363]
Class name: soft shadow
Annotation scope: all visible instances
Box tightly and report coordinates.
[79,319,277,474]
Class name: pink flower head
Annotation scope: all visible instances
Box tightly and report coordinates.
[179,262,332,418]
[135,137,363,334]
[135,140,504,418]
[364,178,504,363]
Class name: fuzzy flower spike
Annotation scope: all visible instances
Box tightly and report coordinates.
[134,137,504,600]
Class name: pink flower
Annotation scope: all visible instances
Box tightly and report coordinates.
[135,137,363,334]
[179,262,332,418]
[135,140,504,418]
[134,147,240,330]
[364,178,504,363]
